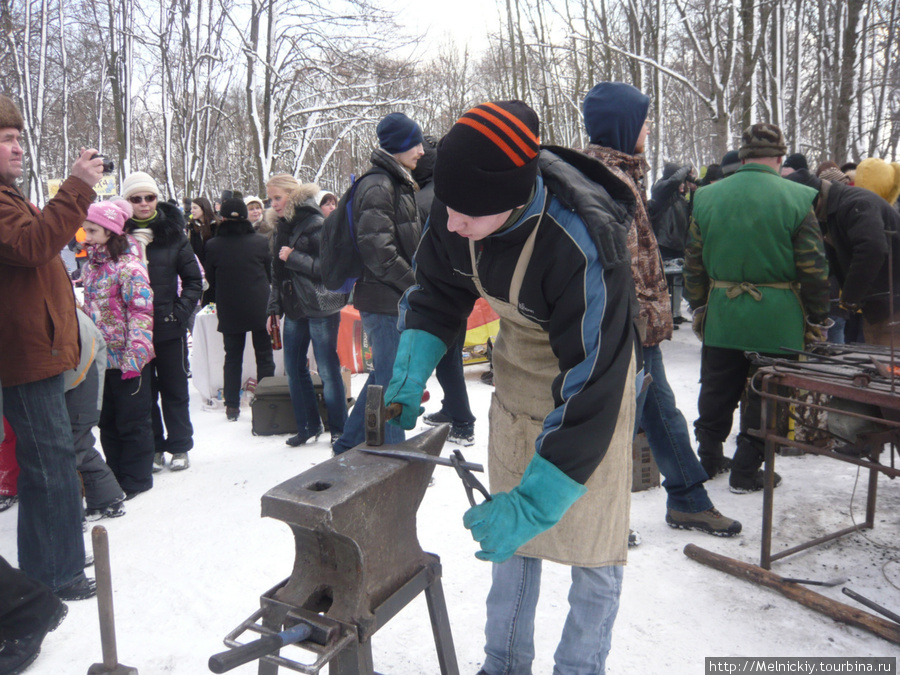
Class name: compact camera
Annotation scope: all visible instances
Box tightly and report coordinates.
[91,153,115,174]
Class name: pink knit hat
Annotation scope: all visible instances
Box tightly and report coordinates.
[86,200,133,235]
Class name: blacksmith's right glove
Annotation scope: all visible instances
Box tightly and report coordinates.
[384,329,446,430]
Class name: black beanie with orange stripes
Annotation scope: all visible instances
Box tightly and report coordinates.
[434,100,540,217]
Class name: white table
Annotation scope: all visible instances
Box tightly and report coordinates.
[190,309,285,405]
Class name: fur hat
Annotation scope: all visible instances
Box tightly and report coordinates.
[739,123,787,159]
[434,100,540,217]
[855,158,900,205]
[220,197,248,221]
[121,171,160,199]
[0,95,24,131]
[86,200,132,236]
[376,113,424,155]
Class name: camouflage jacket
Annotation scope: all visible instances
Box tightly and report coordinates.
[581,144,673,347]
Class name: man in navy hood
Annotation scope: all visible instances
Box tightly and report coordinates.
[583,81,650,154]
[579,82,742,538]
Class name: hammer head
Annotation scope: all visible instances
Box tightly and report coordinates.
[364,384,416,446]
[365,384,386,446]
[87,665,138,674]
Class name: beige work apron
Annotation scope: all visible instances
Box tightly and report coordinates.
[468,202,634,567]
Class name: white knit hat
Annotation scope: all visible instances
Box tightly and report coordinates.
[121,171,160,199]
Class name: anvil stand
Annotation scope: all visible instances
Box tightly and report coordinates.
[219,425,460,675]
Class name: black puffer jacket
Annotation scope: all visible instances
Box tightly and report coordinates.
[351,148,421,315]
[266,183,347,320]
[821,180,900,323]
[204,218,272,333]
[648,163,692,257]
[126,201,203,343]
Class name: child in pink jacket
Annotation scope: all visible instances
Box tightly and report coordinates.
[81,200,157,499]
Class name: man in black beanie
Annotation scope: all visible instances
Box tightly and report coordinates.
[385,100,637,674]
[781,152,808,177]
[331,111,425,455]
[721,150,741,177]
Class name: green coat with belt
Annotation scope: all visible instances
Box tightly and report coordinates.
[683,163,830,354]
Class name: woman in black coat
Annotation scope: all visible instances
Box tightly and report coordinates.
[265,175,347,447]
[203,198,275,421]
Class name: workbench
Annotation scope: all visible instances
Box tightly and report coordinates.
[748,345,900,570]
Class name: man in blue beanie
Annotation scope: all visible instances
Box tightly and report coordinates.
[331,112,425,454]
[581,81,741,536]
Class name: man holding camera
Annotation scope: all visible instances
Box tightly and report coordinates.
[0,93,106,599]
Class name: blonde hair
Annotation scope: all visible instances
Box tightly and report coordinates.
[266,174,301,195]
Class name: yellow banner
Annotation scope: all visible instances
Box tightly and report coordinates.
[46,175,118,198]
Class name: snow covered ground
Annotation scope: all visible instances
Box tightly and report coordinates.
[2,323,900,673]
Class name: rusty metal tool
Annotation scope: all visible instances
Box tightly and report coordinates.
[358,447,485,473]
[780,576,847,587]
[360,446,491,506]
[88,526,138,675]
[843,588,900,624]
[364,384,430,446]
[450,449,492,506]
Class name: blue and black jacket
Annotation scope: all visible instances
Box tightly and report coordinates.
[400,148,639,485]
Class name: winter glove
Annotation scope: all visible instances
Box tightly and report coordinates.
[121,370,141,380]
[463,453,588,563]
[384,329,447,430]
[804,317,835,345]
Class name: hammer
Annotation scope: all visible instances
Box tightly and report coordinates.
[88,526,138,674]
[364,384,429,446]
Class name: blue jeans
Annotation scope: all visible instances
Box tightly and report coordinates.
[332,311,405,454]
[827,315,846,344]
[634,345,712,513]
[482,555,623,675]
[282,314,346,435]
[2,375,88,592]
[435,326,475,425]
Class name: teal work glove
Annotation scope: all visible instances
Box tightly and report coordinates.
[463,453,588,563]
[384,329,447,430]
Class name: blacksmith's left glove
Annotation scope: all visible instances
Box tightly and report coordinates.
[385,329,446,430]
[463,454,587,563]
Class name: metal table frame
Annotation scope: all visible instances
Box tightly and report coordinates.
[751,365,900,569]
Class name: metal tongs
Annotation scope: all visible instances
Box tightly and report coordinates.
[359,447,491,506]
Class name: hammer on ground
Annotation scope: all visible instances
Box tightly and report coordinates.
[364,384,430,446]
[88,526,138,674]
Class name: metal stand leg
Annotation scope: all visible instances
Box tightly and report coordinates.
[425,577,460,675]
[258,612,282,675]
[330,638,374,675]
[761,375,777,570]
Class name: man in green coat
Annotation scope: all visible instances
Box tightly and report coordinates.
[683,123,830,493]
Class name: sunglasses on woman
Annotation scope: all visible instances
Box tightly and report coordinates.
[128,194,158,204]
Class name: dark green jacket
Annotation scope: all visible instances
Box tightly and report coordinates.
[684,163,829,354]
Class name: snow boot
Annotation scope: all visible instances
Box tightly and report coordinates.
[666,507,742,536]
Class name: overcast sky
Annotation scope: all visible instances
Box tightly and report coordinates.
[386,0,501,56]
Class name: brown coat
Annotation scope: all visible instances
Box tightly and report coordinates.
[0,176,96,386]
[581,144,673,347]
